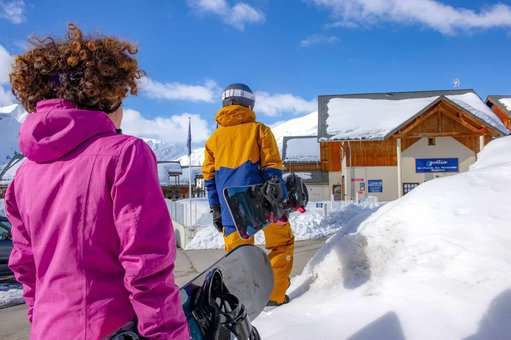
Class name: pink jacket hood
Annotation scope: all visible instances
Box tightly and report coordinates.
[20,99,116,163]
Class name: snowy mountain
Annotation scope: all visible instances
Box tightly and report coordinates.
[142,138,189,161]
[0,104,22,166]
[270,111,318,148]
[255,135,511,339]
[177,111,318,166]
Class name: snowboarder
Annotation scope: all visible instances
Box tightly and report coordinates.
[202,83,295,306]
[6,24,188,339]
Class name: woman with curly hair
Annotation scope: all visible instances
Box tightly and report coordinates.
[6,24,189,339]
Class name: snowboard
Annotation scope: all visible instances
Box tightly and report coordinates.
[180,244,274,339]
[223,184,275,239]
[223,174,309,240]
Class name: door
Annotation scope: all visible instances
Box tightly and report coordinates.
[403,183,420,195]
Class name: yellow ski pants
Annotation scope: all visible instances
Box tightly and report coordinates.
[224,222,295,304]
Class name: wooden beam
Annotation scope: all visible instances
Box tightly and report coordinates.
[403,132,481,138]
[397,106,439,136]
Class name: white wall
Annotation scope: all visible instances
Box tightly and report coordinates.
[333,137,478,202]
[401,137,476,184]
[307,184,330,202]
[343,166,398,202]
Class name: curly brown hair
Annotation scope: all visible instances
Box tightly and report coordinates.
[9,23,144,113]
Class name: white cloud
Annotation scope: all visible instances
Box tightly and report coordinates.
[300,34,339,47]
[139,77,218,103]
[255,92,317,116]
[188,0,265,31]
[311,0,511,35]
[0,0,25,24]
[122,108,211,144]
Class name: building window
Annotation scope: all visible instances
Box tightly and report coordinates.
[428,137,436,146]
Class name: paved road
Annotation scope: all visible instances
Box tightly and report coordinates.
[0,239,325,339]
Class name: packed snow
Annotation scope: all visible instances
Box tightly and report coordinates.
[325,91,508,140]
[0,283,23,309]
[255,135,511,339]
[186,200,382,250]
[283,136,320,162]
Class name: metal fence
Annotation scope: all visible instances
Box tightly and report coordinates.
[166,199,210,227]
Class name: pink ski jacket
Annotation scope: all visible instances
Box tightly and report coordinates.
[6,99,189,340]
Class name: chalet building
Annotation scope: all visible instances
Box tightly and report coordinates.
[157,161,205,199]
[281,136,329,201]
[317,89,509,202]
[486,96,511,130]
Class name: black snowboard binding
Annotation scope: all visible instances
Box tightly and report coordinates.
[107,322,146,340]
[260,173,309,224]
[191,268,261,340]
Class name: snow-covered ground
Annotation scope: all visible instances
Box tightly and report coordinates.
[187,200,382,249]
[255,136,511,339]
[0,283,23,309]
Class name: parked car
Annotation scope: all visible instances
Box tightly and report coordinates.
[0,216,13,277]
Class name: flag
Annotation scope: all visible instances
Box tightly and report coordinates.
[187,117,192,156]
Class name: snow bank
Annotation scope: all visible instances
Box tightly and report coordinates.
[186,201,382,249]
[0,283,23,309]
[256,136,511,339]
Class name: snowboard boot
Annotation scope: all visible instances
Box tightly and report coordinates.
[266,295,290,307]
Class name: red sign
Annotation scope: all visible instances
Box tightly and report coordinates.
[351,178,365,182]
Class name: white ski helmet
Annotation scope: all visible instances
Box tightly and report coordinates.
[221,83,255,110]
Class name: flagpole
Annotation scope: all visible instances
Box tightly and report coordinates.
[188,117,192,227]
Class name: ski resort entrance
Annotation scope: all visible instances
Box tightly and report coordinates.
[317,89,509,202]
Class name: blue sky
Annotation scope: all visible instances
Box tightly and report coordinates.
[1,0,511,146]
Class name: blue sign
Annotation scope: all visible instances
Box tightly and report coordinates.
[416,158,459,173]
[368,180,383,193]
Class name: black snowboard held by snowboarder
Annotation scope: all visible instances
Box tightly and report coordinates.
[224,173,309,239]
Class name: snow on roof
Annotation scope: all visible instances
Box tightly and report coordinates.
[0,158,23,185]
[487,95,511,118]
[319,90,508,141]
[178,166,203,184]
[157,162,182,185]
[502,98,511,112]
[282,136,320,163]
[0,104,18,115]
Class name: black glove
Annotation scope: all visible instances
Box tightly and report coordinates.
[211,206,223,233]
